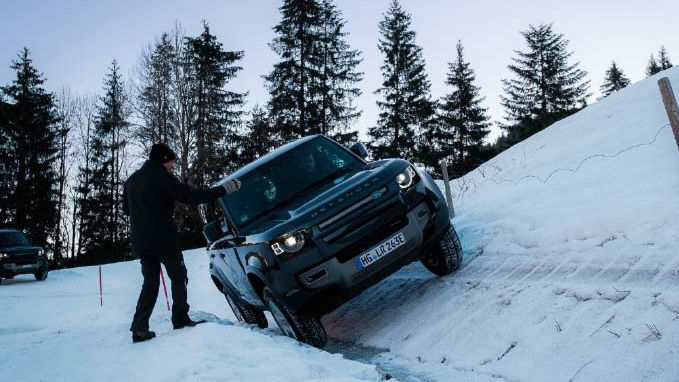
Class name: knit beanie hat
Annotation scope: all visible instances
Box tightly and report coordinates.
[149,143,177,163]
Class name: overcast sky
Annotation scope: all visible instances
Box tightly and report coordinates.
[1,0,677,141]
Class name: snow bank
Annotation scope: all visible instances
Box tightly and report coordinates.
[325,66,679,381]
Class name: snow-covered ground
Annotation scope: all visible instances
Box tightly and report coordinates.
[0,251,386,382]
[326,66,679,381]
[2,66,679,382]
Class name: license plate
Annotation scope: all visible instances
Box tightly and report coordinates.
[355,232,406,270]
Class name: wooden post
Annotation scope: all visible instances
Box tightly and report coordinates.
[658,77,679,152]
[440,159,455,219]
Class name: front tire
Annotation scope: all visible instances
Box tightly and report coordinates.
[264,287,327,348]
[224,288,268,328]
[421,224,463,276]
[34,266,48,281]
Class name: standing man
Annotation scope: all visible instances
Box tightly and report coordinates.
[123,143,240,343]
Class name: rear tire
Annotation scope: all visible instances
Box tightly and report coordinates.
[421,224,463,276]
[264,287,327,348]
[34,266,48,281]
[224,288,268,329]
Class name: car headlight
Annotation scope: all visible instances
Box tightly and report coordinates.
[38,250,44,256]
[271,231,306,255]
[395,166,418,189]
[0,252,7,259]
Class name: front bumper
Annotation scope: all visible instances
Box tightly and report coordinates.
[286,199,450,315]
[1,259,45,275]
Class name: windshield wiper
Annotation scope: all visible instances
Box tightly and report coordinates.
[297,167,355,198]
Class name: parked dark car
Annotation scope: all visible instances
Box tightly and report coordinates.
[202,135,462,347]
[0,229,48,284]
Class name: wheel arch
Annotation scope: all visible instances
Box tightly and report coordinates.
[246,271,266,302]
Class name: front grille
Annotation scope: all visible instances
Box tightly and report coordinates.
[318,187,387,229]
[334,216,408,263]
[8,252,39,265]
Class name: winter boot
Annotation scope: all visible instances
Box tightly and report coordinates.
[132,330,156,343]
[173,318,206,330]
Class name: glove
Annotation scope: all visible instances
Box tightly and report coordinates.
[222,179,241,195]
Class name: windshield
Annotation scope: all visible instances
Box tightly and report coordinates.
[224,137,363,230]
[0,232,29,247]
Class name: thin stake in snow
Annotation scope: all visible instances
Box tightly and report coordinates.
[440,159,455,218]
[160,266,170,311]
[98,265,103,306]
[657,77,679,152]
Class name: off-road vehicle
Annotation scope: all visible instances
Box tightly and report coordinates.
[0,229,48,284]
[202,135,462,347]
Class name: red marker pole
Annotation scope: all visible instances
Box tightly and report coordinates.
[99,265,103,306]
[160,266,170,311]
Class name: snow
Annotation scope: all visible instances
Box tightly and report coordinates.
[0,252,384,382]
[325,66,679,381]
[3,66,679,382]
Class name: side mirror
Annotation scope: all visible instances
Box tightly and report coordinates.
[202,221,223,244]
[349,142,369,159]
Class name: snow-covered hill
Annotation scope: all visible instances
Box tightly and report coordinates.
[326,67,679,381]
[2,66,679,382]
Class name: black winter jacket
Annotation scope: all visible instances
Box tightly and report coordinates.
[123,160,225,257]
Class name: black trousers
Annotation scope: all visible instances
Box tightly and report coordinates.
[130,252,190,331]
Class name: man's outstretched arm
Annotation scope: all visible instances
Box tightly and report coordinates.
[161,172,239,205]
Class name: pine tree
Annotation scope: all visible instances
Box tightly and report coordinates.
[265,0,362,143]
[658,46,673,70]
[315,0,363,144]
[430,40,490,177]
[368,0,435,162]
[645,53,661,77]
[1,48,60,251]
[135,32,178,150]
[172,22,246,246]
[266,0,323,141]
[187,21,245,186]
[79,61,129,264]
[599,61,631,98]
[241,105,280,163]
[0,97,13,224]
[500,24,589,146]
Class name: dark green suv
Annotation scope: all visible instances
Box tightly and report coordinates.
[0,229,48,284]
[202,135,463,347]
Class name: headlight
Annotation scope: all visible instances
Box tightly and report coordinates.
[38,250,44,256]
[0,252,7,259]
[395,166,418,189]
[271,231,306,255]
